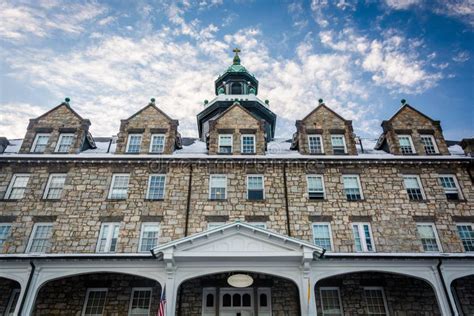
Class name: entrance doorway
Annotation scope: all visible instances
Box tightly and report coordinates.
[202,287,271,316]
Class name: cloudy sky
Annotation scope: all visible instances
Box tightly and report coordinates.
[0,0,473,141]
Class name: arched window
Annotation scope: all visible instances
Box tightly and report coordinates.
[206,293,214,307]
[231,83,243,94]
[260,293,268,307]
[223,294,231,307]
[243,293,251,306]
[233,293,241,306]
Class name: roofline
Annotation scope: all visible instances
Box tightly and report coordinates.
[124,103,176,122]
[33,102,88,123]
[301,103,349,123]
[386,103,439,124]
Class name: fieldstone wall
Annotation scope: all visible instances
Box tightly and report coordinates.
[296,103,357,155]
[33,273,161,316]
[453,274,474,315]
[208,103,266,155]
[315,272,441,315]
[0,278,20,315]
[18,103,91,154]
[115,103,178,155]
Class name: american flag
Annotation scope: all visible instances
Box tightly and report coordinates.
[157,285,166,316]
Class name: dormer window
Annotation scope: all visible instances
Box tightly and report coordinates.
[150,134,165,153]
[218,135,233,154]
[55,133,74,153]
[308,135,324,154]
[241,135,256,154]
[420,135,438,155]
[331,135,347,154]
[31,133,50,153]
[398,135,415,154]
[231,82,243,94]
[126,134,142,153]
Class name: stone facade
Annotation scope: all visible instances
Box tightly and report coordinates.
[294,103,357,155]
[115,102,179,155]
[452,275,474,315]
[0,278,19,315]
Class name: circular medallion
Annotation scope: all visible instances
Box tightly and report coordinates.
[227,274,254,288]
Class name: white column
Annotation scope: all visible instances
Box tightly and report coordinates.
[165,274,177,316]
[299,274,317,315]
[21,268,42,315]
[430,267,457,316]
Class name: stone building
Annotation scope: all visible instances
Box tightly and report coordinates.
[0,50,473,316]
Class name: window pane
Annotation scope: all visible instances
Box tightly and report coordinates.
[417,224,439,252]
[140,224,159,252]
[331,135,345,154]
[398,136,413,154]
[151,135,165,153]
[110,175,129,199]
[57,135,74,152]
[130,289,151,316]
[313,224,332,250]
[210,175,226,199]
[343,176,361,200]
[84,290,107,316]
[7,175,30,199]
[403,176,424,200]
[439,176,460,200]
[365,289,387,315]
[308,176,324,199]
[0,224,12,249]
[321,288,342,315]
[127,135,142,153]
[29,224,53,253]
[242,135,255,153]
[219,135,232,153]
[148,175,165,199]
[45,174,66,199]
[352,225,363,252]
[308,136,323,154]
[457,225,474,252]
[33,134,50,152]
[247,176,263,200]
[363,224,373,251]
[421,136,437,154]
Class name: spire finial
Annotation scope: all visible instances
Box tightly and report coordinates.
[401,99,406,105]
[318,98,324,104]
[65,97,70,104]
[150,98,155,104]
[232,47,241,65]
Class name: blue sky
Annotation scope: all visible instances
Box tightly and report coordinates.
[0,0,473,141]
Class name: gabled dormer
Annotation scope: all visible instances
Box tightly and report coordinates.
[375,100,449,155]
[207,102,266,155]
[291,100,357,155]
[19,98,94,154]
[115,99,180,155]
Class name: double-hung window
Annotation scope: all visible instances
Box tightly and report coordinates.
[97,223,120,253]
[438,175,462,200]
[0,224,12,250]
[320,287,343,315]
[416,223,442,252]
[342,175,363,201]
[55,133,74,152]
[82,288,107,316]
[129,288,152,316]
[420,135,438,154]
[241,135,256,154]
[218,135,233,153]
[146,174,166,200]
[126,134,142,153]
[312,223,333,251]
[247,175,264,200]
[43,173,67,199]
[31,133,50,153]
[4,174,30,199]
[139,223,160,252]
[209,175,227,200]
[352,223,375,252]
[398,135,415,154]
[307,175,325,200]
[403,175,425,201]
[364,287,389,316]
[331,135,346,154]
[27,223,53,253]
[108,174,130,199]
[308,135,324,154]
[150,134,165,153]
[456,223,474,252]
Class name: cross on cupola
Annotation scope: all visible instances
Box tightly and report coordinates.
[233,48,241,65]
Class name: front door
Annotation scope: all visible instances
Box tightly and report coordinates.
[220,288,254,316]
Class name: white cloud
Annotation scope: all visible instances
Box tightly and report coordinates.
[384,0,421,10]
[453,51,470,62]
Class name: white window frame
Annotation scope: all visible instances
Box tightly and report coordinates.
[207,222,226,230]
[308,135,324,154]
[31,133,51,153]
[128,287,152,316]
[96,222,120,253]
[5,288,20,316]
[241,134,256,154]
[202,287,217,314]
[246,174,265,200]
[364,286,389,316]
[397,134,416,154]
[138,222,160,253]
[149,134,166,153]
[0,223,12,250]
[352,222,375,252]
[43,173,67,199]
[218,134,233,154]
[331,134,347,154]
[26,222,53,253]
[257,287,272,313]
[320,287,343,316]
[146,174,166,200]
[209,174,227,200]
[108,173,130,199]
[420,134,439,154]
[342,174,364,200]
[312,222,334,252]
[82,288,108,316]
[402,174,426,200]
[306,175,326,200]
[438,174,463,200]
[456,223,474,252]
[4,173,30,200]
[126,134,143,153]
[416,222,442,252]
[54,133,75,153]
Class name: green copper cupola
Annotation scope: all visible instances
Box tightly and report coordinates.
[214,48,259,95]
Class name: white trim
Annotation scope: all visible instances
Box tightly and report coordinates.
[241,134,256,154]
[31,133,51,153]
[438,174,463,200]
[54,133,75,153]
[138,222,160,253]
[257,287,272,313]
[126,134,143,153]
[82,288,108,316]
[5,288,20,316]
[363,286,389,316]
[416,222,443,253]
[312,222,334,252]
[149,134,166,153]
[209,174,227,200]
[128,287,152,316]
[219,288,254,310]
[202,287,217,315]
[96,222,120,253]
[320,287,343,316]
[26,222,53,253]
[330,134,347,154]
[218,134,233,153]
[307,134,324,154]
[42,173,67,199]
[108,173,130,199]
[402,174,426,200]
[246,174,265,200]
[249,222,267,229]
[352,222,376,252]
[4,173,30,200]
[397,134,416,154]
[146,174,166,200]
[342,174,364,200]
[420,134,439,154]
[306,174,326,199]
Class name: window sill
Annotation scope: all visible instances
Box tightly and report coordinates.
[41,199,61,202]
[247,199,265,202]
[144,198,164,201]
[308,198,327,202]
[208,199,227,202]
[0,199,21,202]
[346,199,365,202]
[107,198,128,201]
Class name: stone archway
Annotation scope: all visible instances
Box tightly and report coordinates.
[451,274,474,315]
[0,277,21,316]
